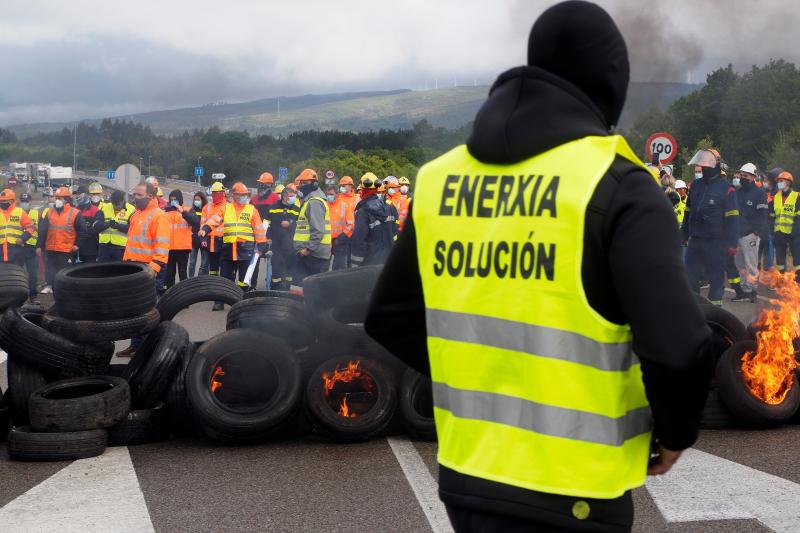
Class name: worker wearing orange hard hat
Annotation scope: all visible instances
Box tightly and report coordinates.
[250,172,281,288]
[204,182,267,289]
[291,168,331,293]
[0,188,35,265]
[36,186,87,294]
[329,176,358,269]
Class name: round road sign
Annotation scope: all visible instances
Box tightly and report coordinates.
[645,132,678,164]
[8,177,18,187]
[325,169,335,180]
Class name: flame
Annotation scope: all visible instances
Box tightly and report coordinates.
[210,366,225,394]
[321,360,374,417]
[741,270,799,404]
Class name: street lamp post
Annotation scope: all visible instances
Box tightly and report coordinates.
[148,156,152,177]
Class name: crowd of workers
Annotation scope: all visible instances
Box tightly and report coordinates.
[0,169,411,315]
[657,149,795,305]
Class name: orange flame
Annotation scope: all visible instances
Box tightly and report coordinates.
[210,366,225,394]
[741,270,799,404]
[321,360,374,417]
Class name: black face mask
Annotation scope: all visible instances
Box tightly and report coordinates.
[0,202,10,210]
[134,197,151,210]
[258,186,272,197]
[298,182,317,198]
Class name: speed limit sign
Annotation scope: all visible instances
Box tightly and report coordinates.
[325,169,335,180]
[645,132,678,164]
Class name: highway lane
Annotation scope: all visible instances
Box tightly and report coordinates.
[1,291,799,532]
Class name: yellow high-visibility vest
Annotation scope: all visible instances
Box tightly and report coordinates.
[413,135,653,499]
[0,207,26,245]
[222,203,256,243]
[774,191,798,235]
[99,202,135,246]
[25,208,39,245]
[674,196,687,224]
[295,196,332,245]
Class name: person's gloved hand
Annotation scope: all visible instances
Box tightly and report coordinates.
[108,220,119,230]
[727,247,738,256]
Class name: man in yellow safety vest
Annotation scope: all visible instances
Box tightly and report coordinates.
[365,2,712,531]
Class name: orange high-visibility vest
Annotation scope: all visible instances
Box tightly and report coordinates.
[201,201,227,252]
[45,206,79,253]
[123,199,169,271]
[330,194,357,238]
[166,209,192,251]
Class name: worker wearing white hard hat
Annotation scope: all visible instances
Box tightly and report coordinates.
[673,180,688,224]
[729,163,768,302]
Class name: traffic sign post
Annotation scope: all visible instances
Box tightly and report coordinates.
[8,176,18,187]
[195,166,204,178]
[645,132,678,165]
[107,170,116,180]
[278,167,288,182]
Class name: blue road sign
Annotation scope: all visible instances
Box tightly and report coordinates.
[195,166,204,177]
[107,170,115,180]
[278,167,288,182]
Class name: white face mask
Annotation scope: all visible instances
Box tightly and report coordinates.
[55,199,65,208]
[91,195,102,204]
[387,188,397,196]
[399,185,409,194]
[170,199,180,207]
[193,200,202,208]
[20,202,30,210]
[236,195,250,205]
[695,172,703,180]
[286,195,297,204]
[339,186,347,194]
[731,178,741,187]
[778,181,788,191]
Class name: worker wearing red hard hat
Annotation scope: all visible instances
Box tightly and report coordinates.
[36,186,87,294]
[329,175,358,269]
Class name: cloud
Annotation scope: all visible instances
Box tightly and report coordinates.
[2,0,799,125]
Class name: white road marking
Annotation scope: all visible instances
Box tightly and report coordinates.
[387,436,454,533]
[0,447,155,533]
[646,448,800,532]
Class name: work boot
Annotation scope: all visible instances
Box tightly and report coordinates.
[731,288,754,302]
[27,297,41,306]
[116,346,136,358]
[212,302,224,311]
[40,285,52,294]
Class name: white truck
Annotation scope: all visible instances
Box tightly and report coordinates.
[9,162,28,181]
[47,166,73,185]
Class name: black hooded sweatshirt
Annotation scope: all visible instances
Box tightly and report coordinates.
[365,1,712,529]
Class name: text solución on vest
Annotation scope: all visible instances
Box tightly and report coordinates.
[433,174,558,281]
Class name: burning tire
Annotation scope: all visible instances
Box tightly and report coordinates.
[305,356,397,443]
[6,357,48,425]
[108,402,169,446]
[54,262,157,321]
[0,307,114,378]
[124,322,190,408]
[156,275,243,321]
[399,368,436,441]
[41,308,161,344]
[226,297,313,350]
[7,427,108,462]
[0,263,29,313]
[186,330,302,442]
[28,376,131,432]
[716,340,800,426]
[701,304,747,362]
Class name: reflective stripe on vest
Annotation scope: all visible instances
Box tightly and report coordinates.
[126,210,168,258]
[0,207,25,245]
[223,203,256,243]
[413,136,652,499]
[295,196,332,245]
[99,202,134,246]
[45,207,78,252]
[774,191,798,235]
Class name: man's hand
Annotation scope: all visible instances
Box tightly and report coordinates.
[648,444,682,476]
[36,248,42,257]
[726,247,738,256]
[198,229,206,237]
[281,220,290,228]
[298,248,311,257]
[71,245,79,253]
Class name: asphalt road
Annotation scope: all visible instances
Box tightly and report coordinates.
[1,288,798,532]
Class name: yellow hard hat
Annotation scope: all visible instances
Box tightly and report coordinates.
[275,184,285,194]
[156,187,164,197]
[88,182,103,194]
[210,182,226,192]
[398,176,410,186]
[360,172,380,189]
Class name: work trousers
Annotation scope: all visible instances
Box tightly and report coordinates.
[1,244,26,266]
[734,233,760,293]
[220,257,250,288]
[686,237,726,304]
[199,249,220,276]
[759,234,774,270]
[76,252,96,264]
[773,232,800,276]
[445,503,633,533]
[97,244,125,262]
[331,237,351,270]
[269,250,292,291]
[129,265,168,350]
[290,254,328,292]
[16,247,38,297]
[166,249,190,289]
[44,251,72,288]
[187,245,204,277]
[251,255,273,290]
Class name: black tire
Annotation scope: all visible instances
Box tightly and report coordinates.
[108,402,169,446]
[700,388,739,429]
[695,293,713,306]
[28,376,131,432]
[226,297,312,350]
[41,308,161,343]
[716,340,800,426]
[302,266,382,320]
[6,357,48,425]
[701,304,747,363]
[305,355,397,442]
[0,308,114,378]
[0,263,29,312]
[7,427,108,462]
[54,262,156,320]
[244,290,304,302]
[106,364,129,378]
[123,321,189,408]
[186,330,302,442]
[164,342,198,436]
[156,275,243,321]
[399,368,437,441]
[0,402,9,443]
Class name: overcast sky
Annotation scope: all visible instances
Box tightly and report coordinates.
[1,0,797,125]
